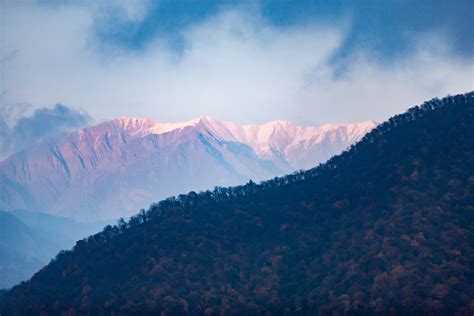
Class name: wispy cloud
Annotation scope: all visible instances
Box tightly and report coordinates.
[0,104,92,160]
[1,1,473,127]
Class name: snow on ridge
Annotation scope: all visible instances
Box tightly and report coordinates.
[96,116,376,140]
[0,115,376,220]
[82,116,377,161]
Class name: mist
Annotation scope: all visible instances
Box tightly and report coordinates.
[0,104,92,160]
[1,2,473,126]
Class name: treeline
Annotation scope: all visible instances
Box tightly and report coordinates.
[66,92,474,252]
[2,91,472,315]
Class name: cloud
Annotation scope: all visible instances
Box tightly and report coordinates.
[0,104,92,160]
[1,2,473,128]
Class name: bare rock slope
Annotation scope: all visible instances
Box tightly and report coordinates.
[0,117,375,220]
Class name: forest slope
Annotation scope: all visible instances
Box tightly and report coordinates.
[1,92,473,314]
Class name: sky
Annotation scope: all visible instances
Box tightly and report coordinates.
[0,0,473,155]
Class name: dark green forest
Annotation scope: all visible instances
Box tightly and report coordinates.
[1,92,473,315]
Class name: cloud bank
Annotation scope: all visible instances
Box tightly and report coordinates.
[1,1,473,127]
[0,104,92,160]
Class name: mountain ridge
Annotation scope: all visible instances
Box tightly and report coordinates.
[1,92,471,314]
[0,117,376,220]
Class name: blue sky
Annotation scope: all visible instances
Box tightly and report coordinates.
[1,0,473,130]
[95,0,473,59]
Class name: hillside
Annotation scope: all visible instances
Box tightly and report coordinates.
[0,117,375,221]
[9,209,107,244]
[0,210,106,289]
[1,93,473,314]
[0,211,63,289]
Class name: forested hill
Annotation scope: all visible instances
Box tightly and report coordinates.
[1,92,473,314]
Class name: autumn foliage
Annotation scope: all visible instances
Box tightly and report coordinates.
[1,92,473,315]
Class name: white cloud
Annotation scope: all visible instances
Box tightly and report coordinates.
[105,0,151,22]
[0,104,92,160]
[1,1,473,126]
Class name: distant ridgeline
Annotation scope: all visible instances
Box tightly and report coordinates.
[1,92,473,314]
[84,92,474,227]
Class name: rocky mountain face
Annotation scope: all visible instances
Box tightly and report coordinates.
[0,117,375,220]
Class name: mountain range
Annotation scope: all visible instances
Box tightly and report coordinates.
[1,93,471,314]
[0,117,376,221]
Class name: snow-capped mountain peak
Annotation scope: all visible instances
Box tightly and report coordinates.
[0,116,376,220]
